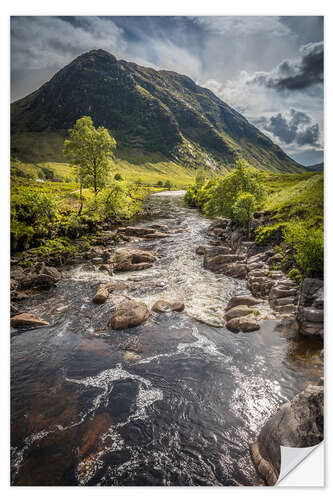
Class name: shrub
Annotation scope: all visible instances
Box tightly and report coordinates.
[255,222,288,245]
[287,268,303,286]
[164,180,172,190]
[114,173,123,181]
[203,159,265,218]
[232,192,256,227]
[283,222,323,276]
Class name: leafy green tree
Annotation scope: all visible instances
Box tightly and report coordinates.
[232,192,256,229]
[203,159,265,217]
[195,169,207,188]
[157,180,164,187]
[114,173,123,181]
[63,116,116,213]
[164,179,172,190]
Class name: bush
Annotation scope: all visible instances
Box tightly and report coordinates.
[203,160,265,218]
[11,187,58,250]
[287,268,303,286]
[114,173,123,181]
[232,192,256,227]
[283,222,323,276]
[164,180,172,190]
[255,222,288,245]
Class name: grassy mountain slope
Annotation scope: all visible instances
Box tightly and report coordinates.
[11,49,303,174]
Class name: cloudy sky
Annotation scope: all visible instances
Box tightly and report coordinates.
[11,16,324,165]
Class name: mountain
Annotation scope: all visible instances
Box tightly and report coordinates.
[11,49,304,173]
[306,162,324,172]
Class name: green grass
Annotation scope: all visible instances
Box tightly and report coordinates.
[262,172,323,228]
[11,151,197,190]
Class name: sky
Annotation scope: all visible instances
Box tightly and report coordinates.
[10,16,324,166]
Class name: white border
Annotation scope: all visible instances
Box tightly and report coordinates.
[1,1,331,497]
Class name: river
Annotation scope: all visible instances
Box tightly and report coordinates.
[10,191,323,486]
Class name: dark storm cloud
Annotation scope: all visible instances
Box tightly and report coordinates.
[256,109,320,147]
[248,41,323,91]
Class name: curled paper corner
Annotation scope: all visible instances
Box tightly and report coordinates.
[277,442,324,485]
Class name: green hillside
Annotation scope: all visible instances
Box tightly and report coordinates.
[11,49,304,174]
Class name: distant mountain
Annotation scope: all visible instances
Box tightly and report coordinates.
[306,162,324,172]
[11,49,304,173]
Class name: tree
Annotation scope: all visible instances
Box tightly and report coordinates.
[204,159,265,217]
[157,180,163,187]
[195,169,206,188]
[164,179,172,190]
[232,192,256,233]
[63,116,116,213]
[114,173,123,181]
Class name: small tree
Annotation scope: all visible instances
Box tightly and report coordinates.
[157,180,163,187]
[114,173,123,181]
[164,180,172,190]
[63,116,116,213]
[232,192,256,233]
[195,169,206,188]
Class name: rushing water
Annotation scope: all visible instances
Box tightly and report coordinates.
[10,191,323,486]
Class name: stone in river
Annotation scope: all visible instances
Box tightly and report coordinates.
[226,295,262,310]
[11,313,49,328]
[250,384,323,485]
[92,284,109,304]
[108,300,150,330]
[224,305,259,321]
[152,299,185,313]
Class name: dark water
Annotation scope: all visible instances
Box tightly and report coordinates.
[10,192,323,486]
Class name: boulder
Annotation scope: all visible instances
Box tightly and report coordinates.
[21,273,58,289]
[11,313,49,328]
[195,246,206,255]
[303,307,324,323]
[111,248,157,272]
[250,384,323,485]
[226,314,260,333]
[219,263,247,279]
[108,300,150,330]
[92,284,110,304]
[152,299,185,313]
[99,264,113,275]
[226,295,262,310]
[297,278,324,338]
[143,231,169,239]
[204,253,244,273]
[225,305,259,322]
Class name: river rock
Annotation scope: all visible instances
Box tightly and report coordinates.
[220,263,247,279]
[99,264,113,275]
[226,314,260,333]
[225,305,259,321]
[204,253,245,273]
[11,313,49,328]
[92,284,110,304]
[297,278,324,337]
[143,231,169,239]
[226,295,262,310]
[195,246,206,255]
[20,273,58,289]
[250,384,323,485]
[152,299,185,313]
[111,248,157,272]
[108,300,150,330]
